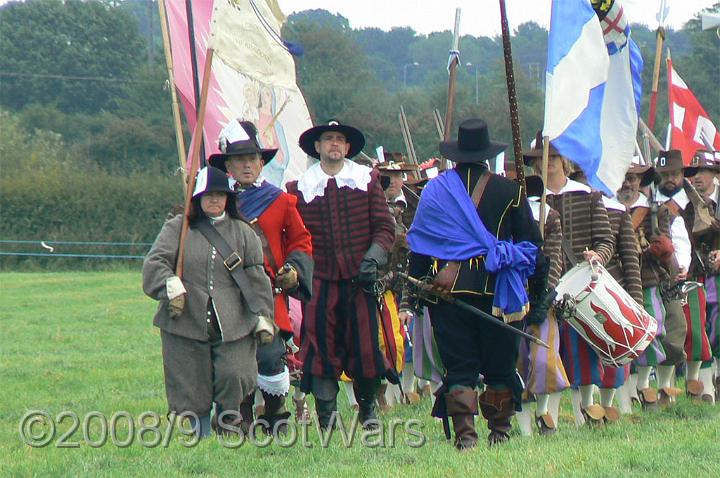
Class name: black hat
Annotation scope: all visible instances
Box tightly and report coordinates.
[299,120,365,159]
[523,130,560,164]
[654,149,684,173]
[684,149,720,177]
[192,166,235,198]
[208,120,277,170]
[439,118,507,163]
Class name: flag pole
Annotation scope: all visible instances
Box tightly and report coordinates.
[499,0,527,197]
[176,48,215,278]
[441,8,461,170]
[539,136,550,240]
[647,26,665,131]
[158,0,188,191]
[185,0,206,166]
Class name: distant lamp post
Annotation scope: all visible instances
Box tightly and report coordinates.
[466,62,479,105]
[403,62,420,87]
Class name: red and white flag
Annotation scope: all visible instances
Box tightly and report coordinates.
[667,58,720,164]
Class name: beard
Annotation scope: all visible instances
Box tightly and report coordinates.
[617,187,636,203]
[659,182,682,197]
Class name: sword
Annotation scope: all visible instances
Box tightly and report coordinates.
[397,272,549,349]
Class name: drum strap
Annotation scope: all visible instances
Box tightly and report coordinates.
[561,238,579,267]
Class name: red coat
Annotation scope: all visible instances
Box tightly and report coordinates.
[253,192,313,333]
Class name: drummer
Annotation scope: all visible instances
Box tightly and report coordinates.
[570,167,644,420]
[525,135,615,425]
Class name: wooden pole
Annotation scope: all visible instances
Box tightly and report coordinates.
[176,48,214,278]
[499,0,526,196]
[433,109,444,141]
[158,0,188,192]
[399,106,418,167]
[647,27,665,132]
[638,117,664,152]
[185,0,206,165]
[539,136,550,240]
[441,8,461,170]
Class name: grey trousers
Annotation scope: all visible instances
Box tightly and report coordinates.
[161,330,257,416]
[660,299,688,366]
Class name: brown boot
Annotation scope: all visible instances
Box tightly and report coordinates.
[238,393,255,435]
[659,386,682,405]
[445,388,479,451]
[581,404,606,427]
[479,388,514,446]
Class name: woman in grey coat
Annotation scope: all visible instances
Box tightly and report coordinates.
[143,166,274,437]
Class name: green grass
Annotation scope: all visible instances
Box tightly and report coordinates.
[1,272,719,477]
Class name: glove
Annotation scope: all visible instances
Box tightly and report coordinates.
[358,243,388,286]
[254,315,277,345]
[166,276,187,318]
[524,288,557,325]
[275,264,299,291]
[647,235,675,264]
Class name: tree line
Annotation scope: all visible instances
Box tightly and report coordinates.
[0,0,717,264]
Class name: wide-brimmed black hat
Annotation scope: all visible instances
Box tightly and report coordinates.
[299,120,365,159]
[523,130,560,164]
[208,120,277,170]
[439,118,507,163]
[192,166,235,198]
[684,149,720,177]
[654,149,684,173]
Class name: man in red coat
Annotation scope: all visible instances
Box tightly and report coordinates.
[286,120,396,430]
[210,119,313,434]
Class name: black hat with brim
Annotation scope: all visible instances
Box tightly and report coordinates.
[192,166,235,198]
[523,130,561,164]
[299,120,365,159]
[439,118,507,163]
[208,143,278,172]
[655,149,684,173]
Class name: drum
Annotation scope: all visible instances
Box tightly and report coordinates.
[554,261,657,367]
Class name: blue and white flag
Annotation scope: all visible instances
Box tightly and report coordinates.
[544,0,643,197]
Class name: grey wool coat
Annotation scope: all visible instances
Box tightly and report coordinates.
[142,214,274,342]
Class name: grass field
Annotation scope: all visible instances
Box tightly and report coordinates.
[1,272,719,477]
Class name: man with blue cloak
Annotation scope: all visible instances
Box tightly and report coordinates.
[406,119,549,449]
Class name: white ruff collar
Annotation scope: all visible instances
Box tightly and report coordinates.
[545,178,591,196]
[296,159,372,203]
[602,195,626,212]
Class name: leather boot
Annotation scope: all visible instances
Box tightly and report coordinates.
[354,378,381,430]
[444,387,479,450]
[258,392,291,436]
[311,378,339,431]
[479,388,514,446]
[238,393,255,435]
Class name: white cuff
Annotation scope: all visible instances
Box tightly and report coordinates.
[166,276,186,300]
[254,315,278,336]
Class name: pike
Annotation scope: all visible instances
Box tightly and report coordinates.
[648,0,669,131]
[441,8,461,170]
[398,272,550,349]
[499,0,527,199]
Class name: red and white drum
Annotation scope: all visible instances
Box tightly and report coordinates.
[554,261,657,367]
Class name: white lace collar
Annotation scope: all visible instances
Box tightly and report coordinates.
[296,159,372,203]
[545,178,591,196]
[629,192,650,209]
[655,187,689,209]
[602,195,626,212]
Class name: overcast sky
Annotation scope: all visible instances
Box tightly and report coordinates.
[277,0,717,36]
